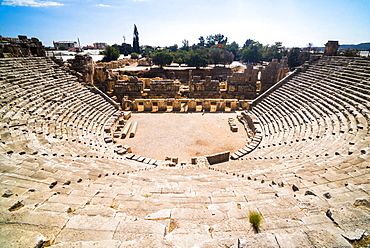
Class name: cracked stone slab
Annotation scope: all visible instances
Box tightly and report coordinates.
[330,207,370,239]
[113,219,166,242]
[164,227,213,248]
[305,229,352,248]
[64,215,120,231]
[238,233,279,248]
[49,240,122,248]
[0,209,68,229]
[145,209,171,220]
[194,238,236,248]
[0,227,46,248]
[72,205,116,217]
[56,215,120,243]
[274,231,312,248]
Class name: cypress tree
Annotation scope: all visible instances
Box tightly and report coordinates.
[133,24,140,54]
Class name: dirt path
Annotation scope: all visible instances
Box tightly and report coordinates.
[118,112,248,162]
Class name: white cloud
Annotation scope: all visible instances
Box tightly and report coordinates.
[1,0,64,7]
[95,3,110,7]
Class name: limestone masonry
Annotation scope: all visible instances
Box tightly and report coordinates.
[0,38,369,247]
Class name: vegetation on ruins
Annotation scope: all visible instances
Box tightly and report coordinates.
[343,48,360,57]
[152,50,174,68]
[249,211,263,233]
[101,45,120,62]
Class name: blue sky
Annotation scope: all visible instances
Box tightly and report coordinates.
[0,0,369,48]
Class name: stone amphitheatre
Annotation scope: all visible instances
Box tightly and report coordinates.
[0,36,369,248]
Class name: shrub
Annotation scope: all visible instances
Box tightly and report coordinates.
[102,46,120,62]
[130,52,139,60]
[249,211,262,232]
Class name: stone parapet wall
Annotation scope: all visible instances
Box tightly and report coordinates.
[206,151,230,165]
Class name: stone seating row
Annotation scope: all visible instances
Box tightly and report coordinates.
[244,57,370,162]
[0,57,132,163]
[1,56,370,247]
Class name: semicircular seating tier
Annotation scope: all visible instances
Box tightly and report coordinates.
[0,56,369,248]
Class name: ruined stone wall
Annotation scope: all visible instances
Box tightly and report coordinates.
[0,35,45,58]
[324,41,339,56]
[148,80,180,98]
[113,76,143,100]
[69,54,94,84]
[139,67,232,83]
[96,58,288,103]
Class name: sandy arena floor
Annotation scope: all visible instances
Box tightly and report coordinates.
[118,112,248,162]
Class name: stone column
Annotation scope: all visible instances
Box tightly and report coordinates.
[239,100,249,110]
[216,101,225,112]
[158,100,167,112]
[143,100,153,111]
[188,99,196,112]
[203,100,211,112]
[172,100,181,112]
[132,101,138,111]
[230,101,238,111]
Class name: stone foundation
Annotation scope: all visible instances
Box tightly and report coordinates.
[122,98,250,112]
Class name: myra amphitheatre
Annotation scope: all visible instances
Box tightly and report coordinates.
[0,36,369,248]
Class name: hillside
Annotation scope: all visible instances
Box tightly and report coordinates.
[316,42,370,50]
[339,42,370,50]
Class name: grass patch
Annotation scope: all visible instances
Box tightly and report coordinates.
[67,207,77,213]
[144,193,152,198]
[109,205,118,210]
[249,211,262,233]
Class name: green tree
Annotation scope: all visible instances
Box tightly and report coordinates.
[210,48,234,66]
[133,24,140,54]
[141,46,155,58]
[181,39,190,51]
[112,43,133,56]
[243,39,254,48]
[185,48,210,68]
[287,47,301,68]
[287,47,310,68]
[169,44,178,52]
[241,41,263,62]
[120,43,133,56]
[225,41,240,60]
[130,52,139,60]
[213,33,228,45]
[174,50,189,66]
[206,34,228,47]
[222,50,234,65]
[152,50,174,68]
[262,42,285,61]
[102,46,120,62]
[198,36,205,46]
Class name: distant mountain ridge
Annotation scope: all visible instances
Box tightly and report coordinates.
[338,42,370,50]
[316,42,370,50]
